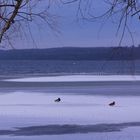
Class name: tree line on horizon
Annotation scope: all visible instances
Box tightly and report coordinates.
[0,47,139,60]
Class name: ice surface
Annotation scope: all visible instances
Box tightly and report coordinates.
[1,75,140,139]
[4,75,140,82]
[0,92,140,129]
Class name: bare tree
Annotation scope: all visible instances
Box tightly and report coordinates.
[0,0,58,46]
[0,0,140,46]
[59,0,140,45]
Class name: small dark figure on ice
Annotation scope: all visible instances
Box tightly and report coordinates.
[109,101,115,106]
[54,98,61,102]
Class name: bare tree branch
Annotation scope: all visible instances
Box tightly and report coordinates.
[59,0,140,45]
[0,0,58,46]
[0,0,23,42]
[0,0,140,46]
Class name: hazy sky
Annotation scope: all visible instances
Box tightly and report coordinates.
[4,1,140,49]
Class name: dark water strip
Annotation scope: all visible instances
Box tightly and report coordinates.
[0,122,140,136]
[1,81,140,88]
[1,81,140,96]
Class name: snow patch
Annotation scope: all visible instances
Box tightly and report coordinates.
[4,75,140,82]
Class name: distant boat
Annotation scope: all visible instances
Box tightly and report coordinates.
[54,98,61,102]
[109,101,115,106]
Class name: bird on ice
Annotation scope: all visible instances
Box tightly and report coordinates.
[54,98,61,102]
[109,101,115,106]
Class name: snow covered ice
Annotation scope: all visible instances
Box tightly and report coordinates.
[5,75,140,82]
[1,75,140,140]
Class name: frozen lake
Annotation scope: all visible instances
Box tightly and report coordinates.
[0,75,140,140]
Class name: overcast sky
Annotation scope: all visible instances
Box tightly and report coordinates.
[3,0,140,49]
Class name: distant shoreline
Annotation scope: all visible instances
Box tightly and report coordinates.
[0,47,139,60]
